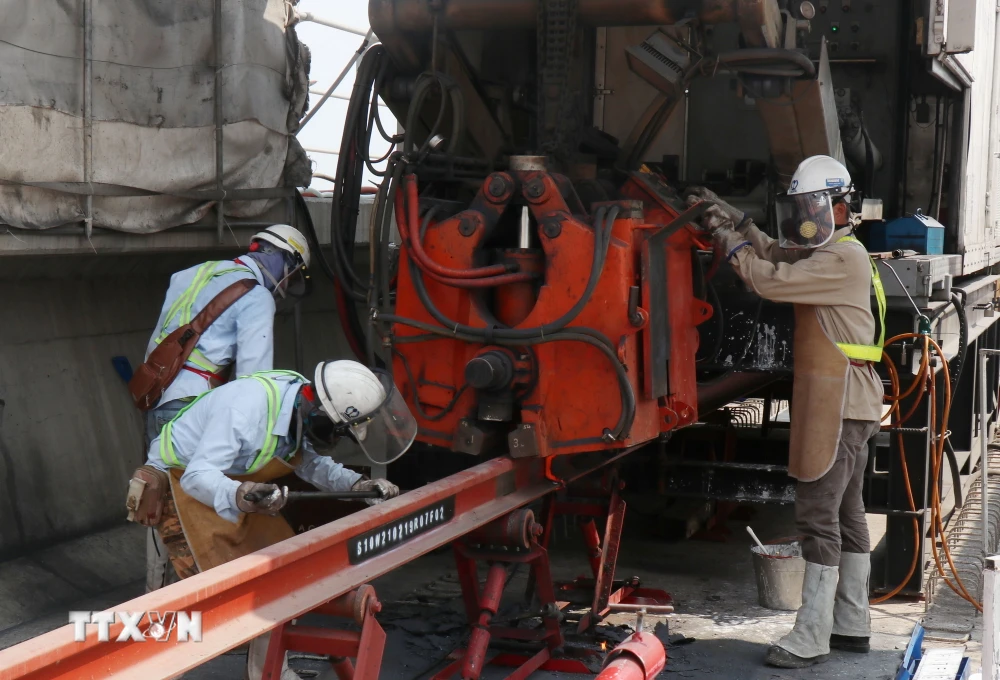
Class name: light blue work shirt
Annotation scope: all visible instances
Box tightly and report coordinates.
[145,258,276,407]
[146,374,363,523]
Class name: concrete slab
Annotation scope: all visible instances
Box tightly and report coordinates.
[0,523,144,634]
[0,506,929,680]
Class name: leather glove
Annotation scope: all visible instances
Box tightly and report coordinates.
[235,482,288,515]
[699,204,739,234]
[714,225,751,259]
[352,477,400,506]
[684,187,743,224]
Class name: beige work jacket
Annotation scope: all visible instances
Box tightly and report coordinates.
[730,224,883,481]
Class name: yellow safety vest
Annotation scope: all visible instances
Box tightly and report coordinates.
[159,370,307,473]
[155,261,252,374]
[834,235,886,362]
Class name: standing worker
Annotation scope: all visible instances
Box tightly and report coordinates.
[133,224,312,591]
[125,361,415,680]
[688,155,885,669]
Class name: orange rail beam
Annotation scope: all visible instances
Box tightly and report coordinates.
[0,456,556,680]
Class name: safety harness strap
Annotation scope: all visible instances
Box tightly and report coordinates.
[834,235,887,363]
[155,261,252,373]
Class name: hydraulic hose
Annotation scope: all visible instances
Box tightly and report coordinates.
[871,331,982,611]
[294,191,367,361]
[379,312,636,441]
[398,175,527,283]
[404,72,464,159]
[382,204,636,440]
[405,205,619,346]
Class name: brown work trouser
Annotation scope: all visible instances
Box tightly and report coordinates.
[796,419,879,566]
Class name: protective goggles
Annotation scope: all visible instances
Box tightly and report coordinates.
[316,365,418,466]
[775,189,840,250]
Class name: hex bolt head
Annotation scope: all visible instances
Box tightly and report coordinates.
[543,221,562,239]
[526,179,545,199]
[459,220,476,237]
[488,176,507,198]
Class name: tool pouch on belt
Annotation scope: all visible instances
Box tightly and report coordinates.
[125,465,170,526]
[128,279,257,411]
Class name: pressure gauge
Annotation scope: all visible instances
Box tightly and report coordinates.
[799,1,817,19]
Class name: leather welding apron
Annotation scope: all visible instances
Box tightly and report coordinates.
[166,454,299,573]
[788,305,849,482]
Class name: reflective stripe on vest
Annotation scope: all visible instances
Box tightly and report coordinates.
[155,261,251,373]
[834,235,887,363]
[159,370,309,471]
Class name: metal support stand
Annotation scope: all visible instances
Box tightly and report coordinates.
[549,480,673,633]
[435,509,572,680]
[262,586,386,680]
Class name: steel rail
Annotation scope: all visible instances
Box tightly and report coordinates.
[0,456,559,680]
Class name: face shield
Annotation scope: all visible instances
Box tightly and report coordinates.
[775,190,838,250]
[338,370,418,466]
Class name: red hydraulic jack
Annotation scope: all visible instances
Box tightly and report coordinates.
[545,477,673,632]
[262,585,386,680]
[434,508,586,680]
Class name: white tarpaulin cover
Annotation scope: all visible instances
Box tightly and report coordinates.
[0,0,311,232]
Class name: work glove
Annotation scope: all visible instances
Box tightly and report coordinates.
[235,482,288,515]
[684,187,744,225]
[695,204,739,235]
[351,477,400,506]
[714,224,751,260]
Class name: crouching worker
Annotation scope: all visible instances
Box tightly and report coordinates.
[124,361,416,680]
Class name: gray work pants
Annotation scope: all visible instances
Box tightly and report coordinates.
[796,419,879,566]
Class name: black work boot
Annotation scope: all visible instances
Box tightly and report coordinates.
[764,645,829,668]
[829,634,870,653]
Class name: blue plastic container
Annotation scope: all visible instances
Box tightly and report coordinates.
[868,210,945,254]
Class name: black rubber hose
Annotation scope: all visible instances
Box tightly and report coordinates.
[326,47,385,301]
[944,437,964,509]
[331,49,383,296]
[393,347,469,421]
[294,190,368,360]
[404,72,465,159]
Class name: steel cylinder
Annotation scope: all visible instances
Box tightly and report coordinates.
[466,508,539,549]
[597,632,667,680]
[371,0,744,33]
[317,585,380,625]
[465,350,515,391]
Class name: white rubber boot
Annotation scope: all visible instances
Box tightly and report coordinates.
[831,551,871,652]
[765,562,839,668]
[245,632,300,680]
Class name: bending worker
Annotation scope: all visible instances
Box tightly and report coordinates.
[140,224,312,590]
[688,155,885,669]
[127,361,414,680]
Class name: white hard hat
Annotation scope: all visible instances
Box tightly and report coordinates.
[314,360,386,424]
[251,224,312,268]
[777,156,853,250]
[312,360,418,465]
[788,155,852,198]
